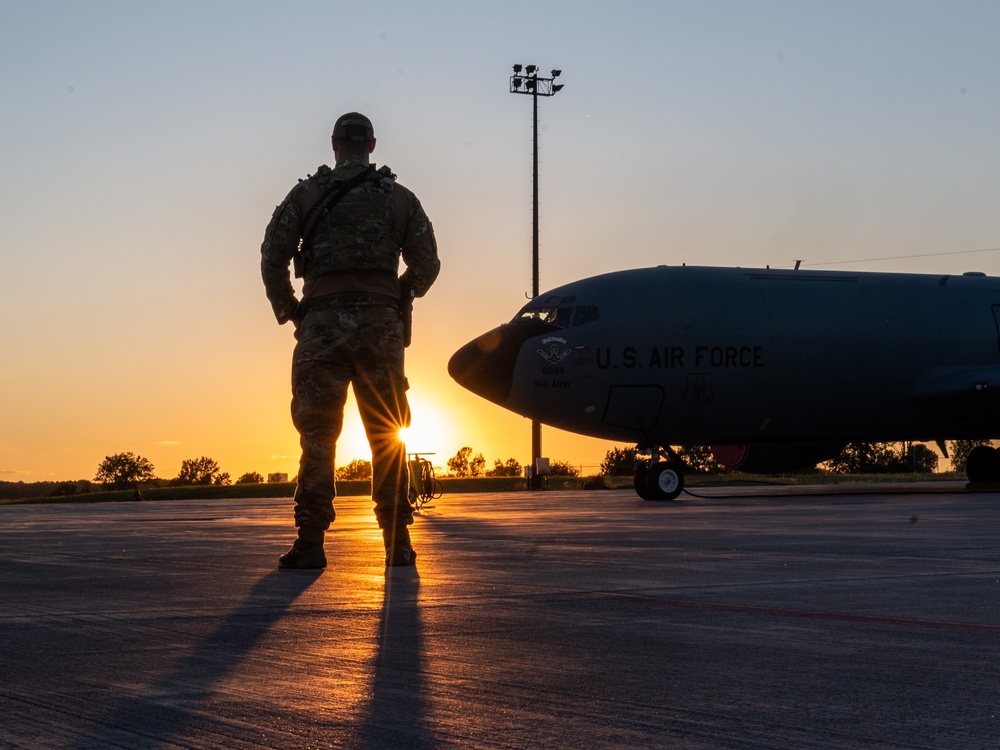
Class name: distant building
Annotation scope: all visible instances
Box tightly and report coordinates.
[267,473,289,484]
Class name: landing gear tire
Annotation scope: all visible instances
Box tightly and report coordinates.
[966,445,1000,484]
[634,466,656,500]
[644,461,684,501]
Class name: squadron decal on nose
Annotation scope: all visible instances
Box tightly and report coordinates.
[537,337,572,365]
[534,337,573,389]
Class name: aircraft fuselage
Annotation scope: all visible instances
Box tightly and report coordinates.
[449,266,1000,450]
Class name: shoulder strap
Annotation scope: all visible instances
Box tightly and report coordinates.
[300,166,376,244]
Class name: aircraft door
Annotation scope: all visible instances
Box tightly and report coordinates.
[602,385,664,433]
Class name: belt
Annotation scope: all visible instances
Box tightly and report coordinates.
[303,293,399,312]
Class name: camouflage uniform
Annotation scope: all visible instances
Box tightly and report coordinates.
[261,139,439,545]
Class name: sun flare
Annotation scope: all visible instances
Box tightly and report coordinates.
[399,393,455,459]
[333,389,459,469]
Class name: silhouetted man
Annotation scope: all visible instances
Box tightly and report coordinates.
[261,112,440,568]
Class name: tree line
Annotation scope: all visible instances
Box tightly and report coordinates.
[2,439,988,501]
[444,447,579,478]
[89,452,268,491]
[597,440,990,476]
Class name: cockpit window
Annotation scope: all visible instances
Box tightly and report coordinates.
[572,305,600,326]
[515,307,572,327]
[513,304,600,328]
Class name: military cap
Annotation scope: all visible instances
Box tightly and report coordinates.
[332,112,375,142]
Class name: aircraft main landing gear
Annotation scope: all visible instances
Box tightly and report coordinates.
[633,446,685,501]
[966,444,1000,485]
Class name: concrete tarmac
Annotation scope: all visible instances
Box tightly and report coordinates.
[2,485,999,749]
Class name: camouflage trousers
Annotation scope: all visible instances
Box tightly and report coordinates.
[289,299,411,532]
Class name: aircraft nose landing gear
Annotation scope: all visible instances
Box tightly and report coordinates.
[633,446,685,501]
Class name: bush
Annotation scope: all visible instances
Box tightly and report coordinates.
[487,458,523,477]
[582,474,610,490]
[335,459,372,481]
[549,460,579,477]
[675,445,723,474]
[600,446,638,476]
[95,452,156,490]
[828,442,938,474]
[174,457,230,486]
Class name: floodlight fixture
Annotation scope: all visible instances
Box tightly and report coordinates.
[507,63,565,489]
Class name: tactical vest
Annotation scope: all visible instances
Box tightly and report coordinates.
[299,165,399,279]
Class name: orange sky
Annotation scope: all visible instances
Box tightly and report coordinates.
[3,3,1000,483]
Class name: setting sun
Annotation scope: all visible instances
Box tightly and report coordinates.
[399,393,458,459]
[333,389,462,471]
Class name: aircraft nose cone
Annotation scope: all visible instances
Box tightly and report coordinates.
[448,325,521,405]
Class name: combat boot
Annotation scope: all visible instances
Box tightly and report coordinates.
[278,527,327,569]
[383,525,417,567]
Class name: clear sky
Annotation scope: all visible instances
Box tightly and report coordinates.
[3,1,1000,483]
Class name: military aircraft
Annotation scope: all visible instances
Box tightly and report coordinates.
[448,265,1000,499]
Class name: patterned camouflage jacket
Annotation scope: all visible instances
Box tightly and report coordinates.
[261,156,440,325]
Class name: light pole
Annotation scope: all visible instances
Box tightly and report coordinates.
[510,64,564,488]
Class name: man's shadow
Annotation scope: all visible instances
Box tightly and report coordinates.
[353,568,429,749]
[70,570,319,749]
